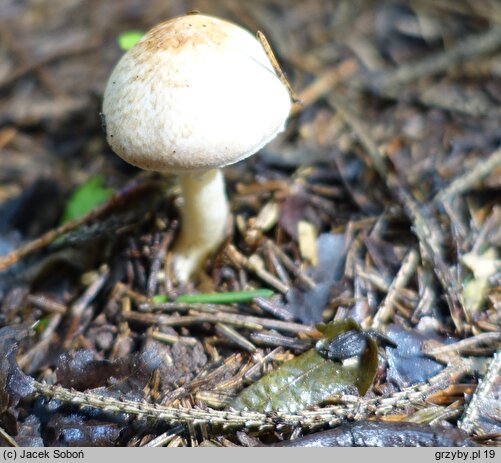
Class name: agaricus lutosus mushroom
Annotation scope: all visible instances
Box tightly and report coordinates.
[102,13,291,282]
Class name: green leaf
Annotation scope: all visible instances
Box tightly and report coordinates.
[117,31,144,51]
[174,289,274,304]
[34,318,49,334]
[229,319,378,413]
[60,175,113,224]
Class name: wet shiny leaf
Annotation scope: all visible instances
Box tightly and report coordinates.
[230,319,377,413]
[269,421,474,447]
[385,324,444,387]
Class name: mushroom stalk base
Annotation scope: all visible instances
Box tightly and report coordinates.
[172,168,230,282]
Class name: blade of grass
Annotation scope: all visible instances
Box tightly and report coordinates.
[152,289,274,305]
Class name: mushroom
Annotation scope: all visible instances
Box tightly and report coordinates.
[102,13,291,282]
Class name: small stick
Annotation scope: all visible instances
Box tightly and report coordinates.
[373,249,420,328]
[263,240,292,289]
[256,31,301,104]
[460,350,501,433]
[144,427,184,447]
[0,425,18,447]
[290,60,357,116]
[250,331,311,351]
[26,294,67,314]
[63,265,110,346]
[124,310,316,335]
[226,245,289,294]
[150,330,199,346]
[146,223,176,297]
[215,323,257,352]
[412,267,438,322]
[253,296,295,321]
[436,148,501,202]
[267,240,316,289]
[109,296,132,361]
[424,332,501,356]
[18,313,63,371]
[356,267,390,292]
[140,302,239,314]
[418,85,501,119]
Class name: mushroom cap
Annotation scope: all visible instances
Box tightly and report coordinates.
[102,14,291,172]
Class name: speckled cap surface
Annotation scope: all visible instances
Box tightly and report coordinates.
[102,14,291,172]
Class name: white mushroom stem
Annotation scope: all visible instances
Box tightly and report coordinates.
[172,168,230,282]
